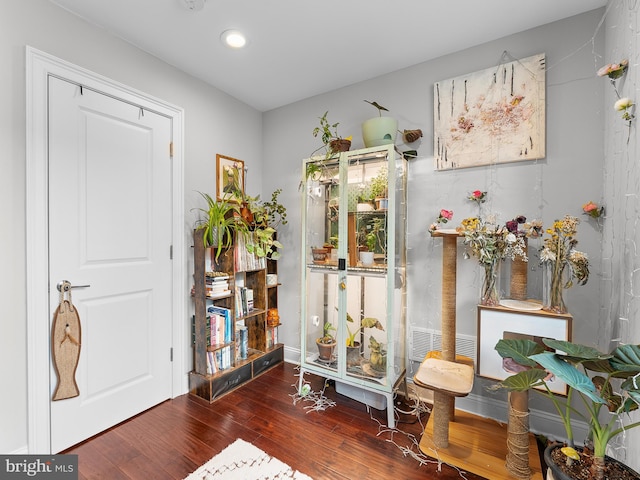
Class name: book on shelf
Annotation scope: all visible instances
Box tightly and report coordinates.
[234,232,266,272]
[206,351,218,375]
[207,305,232,345]
[236,326,248,360]
[214,345,232,370]
[246,288,254,311]
[191,315,211,345]
[266,326,278,349]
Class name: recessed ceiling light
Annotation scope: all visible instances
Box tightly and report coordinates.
[181,0,205,11]
[221,30,247,49]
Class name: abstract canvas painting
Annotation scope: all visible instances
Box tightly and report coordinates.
[434,53,546,170]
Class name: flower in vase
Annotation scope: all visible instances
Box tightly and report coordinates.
[582,201,604,219]
[458,216,527,306]
[540,215,589,313]
[459,217,527,265]
[429,209,454,232]
[505,215,527,235]
[522,219,543,238]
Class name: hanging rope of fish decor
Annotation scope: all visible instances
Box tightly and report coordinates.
[51,280,82,400]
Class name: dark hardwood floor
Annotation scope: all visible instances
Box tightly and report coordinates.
[64,362,486,479]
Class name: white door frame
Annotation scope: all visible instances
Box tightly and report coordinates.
[25,46,186,453]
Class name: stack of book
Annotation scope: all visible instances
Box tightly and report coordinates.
[205,272,230,298]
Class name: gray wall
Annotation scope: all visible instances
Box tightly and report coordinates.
[1,0,263,454]
[601,0,640,469]
[263,6,606,442]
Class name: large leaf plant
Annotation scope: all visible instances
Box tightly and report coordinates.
[494,338,640,480]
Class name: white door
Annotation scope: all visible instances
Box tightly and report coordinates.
[48,76,173,452]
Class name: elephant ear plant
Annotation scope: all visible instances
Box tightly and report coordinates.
[494,338,640,480]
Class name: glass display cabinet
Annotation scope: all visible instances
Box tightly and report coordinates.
[299,145,407,427]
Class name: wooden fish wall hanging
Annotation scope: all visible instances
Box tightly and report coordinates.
[51,280,82,400]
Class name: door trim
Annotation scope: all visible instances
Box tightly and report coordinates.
[26,46,186,453]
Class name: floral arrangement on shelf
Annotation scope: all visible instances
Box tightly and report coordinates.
[457,216,528,306]
[582,201,604,219]
[428,208,453,233]
[539,215,589,313]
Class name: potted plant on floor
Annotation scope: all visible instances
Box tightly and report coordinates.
[494,338,640,480]
[362,100,398,148]
[316,321,337,361]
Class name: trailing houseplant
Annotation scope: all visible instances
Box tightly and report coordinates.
[311,111,352,160]
[195,192,243,261]
[494,338,640,480]
[234,188,287,260]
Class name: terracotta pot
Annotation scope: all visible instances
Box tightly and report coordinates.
[329,138,351,153]
[316,338,336,361]
[311,248,328,264]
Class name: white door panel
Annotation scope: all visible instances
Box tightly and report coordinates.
[48,76,172,452]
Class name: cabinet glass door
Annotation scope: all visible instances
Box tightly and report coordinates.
[301,145,405,391]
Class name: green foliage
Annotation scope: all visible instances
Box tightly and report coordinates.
[319,321,336,343]
[195,187,286,261]
[261,188,288,228]
[364,100,389,117]
[346,312,383,347]
[369,165,388,198]
[494,338,640,469]
[312,111,341,145]
[194,192,242,261]
[495,338,544,367]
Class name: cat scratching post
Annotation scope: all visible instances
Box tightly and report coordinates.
[505,240,532,477]
[415,231,474,449]
[506,391,531,478]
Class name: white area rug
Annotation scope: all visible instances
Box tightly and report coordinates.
[184,438,313,480]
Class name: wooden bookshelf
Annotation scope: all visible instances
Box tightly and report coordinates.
[189,229,283,403]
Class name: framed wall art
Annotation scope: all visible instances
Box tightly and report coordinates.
[216,154,245,201]
[434,53,546,170]
[477,305,572,395]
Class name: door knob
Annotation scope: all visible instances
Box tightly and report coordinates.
[56,280,91,292]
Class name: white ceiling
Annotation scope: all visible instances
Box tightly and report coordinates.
[50,0,607,112]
